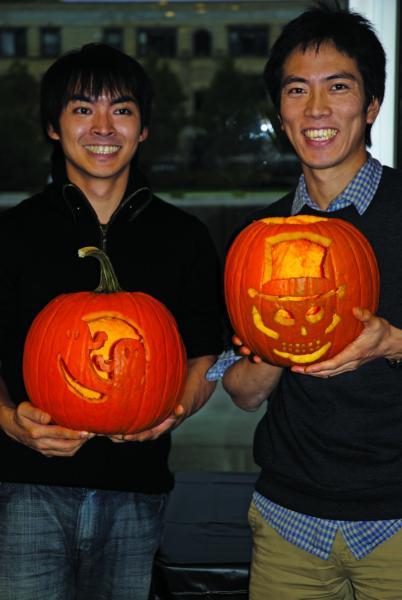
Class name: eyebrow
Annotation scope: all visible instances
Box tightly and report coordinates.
[281,71,358,88]
[69,93,137,105]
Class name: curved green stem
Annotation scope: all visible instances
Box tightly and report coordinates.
[78,246,123,293]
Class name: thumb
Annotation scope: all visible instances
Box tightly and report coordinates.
[18,401,52,425]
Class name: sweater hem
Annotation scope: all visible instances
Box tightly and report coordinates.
[256,474,402,521]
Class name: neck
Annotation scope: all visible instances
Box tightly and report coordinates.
[303,152,369,211]
[66,167,130,224]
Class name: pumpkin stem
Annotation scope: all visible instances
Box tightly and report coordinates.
[78,246,123,293]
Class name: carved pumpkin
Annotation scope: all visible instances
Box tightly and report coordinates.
[23,246,187,434]
[224,215,379,367]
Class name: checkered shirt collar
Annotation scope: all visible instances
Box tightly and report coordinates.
[292,156,383,216]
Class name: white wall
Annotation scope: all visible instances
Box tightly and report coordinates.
[348,0,398,167]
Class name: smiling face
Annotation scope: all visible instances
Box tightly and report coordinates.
[279,42,379,181]
[47,92,148,192]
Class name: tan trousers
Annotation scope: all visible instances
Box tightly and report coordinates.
[248,501,402,600]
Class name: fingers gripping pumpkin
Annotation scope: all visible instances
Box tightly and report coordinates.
[224,216,379,367]
[23,246,187,434]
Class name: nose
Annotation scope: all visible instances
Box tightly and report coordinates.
[91,110,115,136]
[300,326,308,336]
[304,89,330,118]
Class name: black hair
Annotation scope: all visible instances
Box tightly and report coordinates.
[263,2,386,146]
[40,43,153,142]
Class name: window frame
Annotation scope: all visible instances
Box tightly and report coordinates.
[103,27,124,51]
[40,27,61,58]
[137,27,177,58]
[0,28,27,58]
[227,25,269,58]
[193,28,212,58]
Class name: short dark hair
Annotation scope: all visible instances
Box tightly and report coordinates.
[263,2,386,146]
[40,43,153,141]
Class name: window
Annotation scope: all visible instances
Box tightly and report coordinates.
[193,89,206,113]
[103,28,123,51]
[193,29,212,57]
[0,28,27,58]
[40,28,61,58]
[228,26,269,57]
[137,28,176,58]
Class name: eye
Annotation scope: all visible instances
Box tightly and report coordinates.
[305,305,324,323]
[73,106,91,115]
[274,308,295,326]
[286,86,305,95]
[331,82,349,91]
[114,107,132,115]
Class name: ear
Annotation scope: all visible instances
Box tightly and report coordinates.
[366,97,380,125]
[277,113,284,131]
[47,123,60,141]
[139,127,149,143]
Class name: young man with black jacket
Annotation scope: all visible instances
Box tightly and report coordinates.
[0,44,222,599]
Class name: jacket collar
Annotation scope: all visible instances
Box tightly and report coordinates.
[50,150,153,223]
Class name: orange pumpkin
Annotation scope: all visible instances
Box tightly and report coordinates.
[23,246,187,434]
[224,215,380,367]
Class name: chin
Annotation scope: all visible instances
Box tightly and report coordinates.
[300,154,344,171]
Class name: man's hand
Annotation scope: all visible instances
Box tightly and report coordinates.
[108,405,186,443]
[232,335,263,363]
[292,307,397,378]
[0,400,93,457]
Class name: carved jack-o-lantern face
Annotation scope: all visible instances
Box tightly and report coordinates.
[248,231,345,364]
[224,216,379,366]
[58,313,147,403]
[23,247,187,434]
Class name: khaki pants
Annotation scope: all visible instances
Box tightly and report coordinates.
[248,501,402,600]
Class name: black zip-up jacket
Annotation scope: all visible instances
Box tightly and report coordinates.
[0,158,222,492]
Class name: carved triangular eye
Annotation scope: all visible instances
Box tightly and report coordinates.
[305,305,324,323]
[274,308,295,326]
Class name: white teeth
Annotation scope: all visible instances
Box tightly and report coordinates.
[85,145,120,154]
[304,128,337,140]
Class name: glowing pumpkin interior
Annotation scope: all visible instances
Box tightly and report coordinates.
[58,313,147,403]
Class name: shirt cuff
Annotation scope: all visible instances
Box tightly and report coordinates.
[206,349,241,381]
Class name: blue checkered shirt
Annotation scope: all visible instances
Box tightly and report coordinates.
[292,154,382,215]
[207,156,402,560]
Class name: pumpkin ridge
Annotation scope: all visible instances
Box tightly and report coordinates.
[125,297,157,433]
[237,222,266,352]
[144,297,173,428]
[31,297,68,419]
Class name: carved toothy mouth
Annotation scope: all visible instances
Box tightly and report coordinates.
[252,305,332,364]
[273,342,331,364]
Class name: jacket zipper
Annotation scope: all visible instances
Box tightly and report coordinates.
[63,183,152,253]
[99,223,108,251]
[97,186,152,252]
